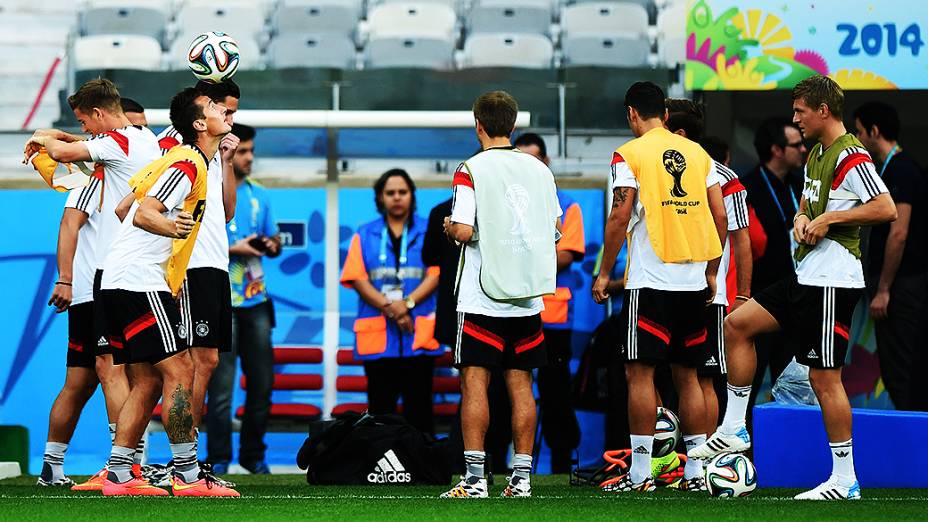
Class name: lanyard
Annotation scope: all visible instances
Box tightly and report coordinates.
[379,223,408,268]
[878,145,899,178]
[759,167,798,224]
[229,181,260,238]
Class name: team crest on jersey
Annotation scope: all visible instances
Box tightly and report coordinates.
[195,321,210,338]
[177,323,188,339]
[662,149,687,198]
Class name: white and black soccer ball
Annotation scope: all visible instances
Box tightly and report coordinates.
[705,452,758,497]
[186,31,240,83]
[653,407,681,458]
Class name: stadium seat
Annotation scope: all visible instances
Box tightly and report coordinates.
[241,373,324,390]
[656,2,686,65]
[461,33,553,69]
[366,36,455,70]
[562,33,650,66]
[272,346,324,364]
[466,0,552,35]
[336,374,460,393]
[175,2,267,42]
[268,32,358,69]
[0,45,62,75]
[367,3,457,40]
[275,0,362,36]
[169,33,262,70]
[561,2,649,36]
[369,0,459,9]
[82,0,168,41]
[236,403,322,421]
[0,14,73,45]
[337,349,454,367]
[72,34,162,71]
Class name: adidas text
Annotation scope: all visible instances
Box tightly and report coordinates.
[368,450,412,484]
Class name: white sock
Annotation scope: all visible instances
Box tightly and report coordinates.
[720,383,751,434]
[463,450,485,481]
[108,423,116,445]
[133,438,146,465]
[629,435,653,484]
[829,439,856,486]
[683,435,706,479]
[43,442,68,480]
[107,445,135,483]
[512,453,532,481]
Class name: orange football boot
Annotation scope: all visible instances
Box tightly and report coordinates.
[102,475,169,496]
[171,475,241,497]
[71,468,108,491]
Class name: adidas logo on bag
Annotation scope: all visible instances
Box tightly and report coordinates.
[807,350,818,359]
[367,450,412,484]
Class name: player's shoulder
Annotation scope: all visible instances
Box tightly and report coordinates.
[714,161,739,183]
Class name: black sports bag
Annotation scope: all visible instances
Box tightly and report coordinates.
[296,412,452,485]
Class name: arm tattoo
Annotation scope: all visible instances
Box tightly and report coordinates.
[166,384,195,443]
[612,187,629,208]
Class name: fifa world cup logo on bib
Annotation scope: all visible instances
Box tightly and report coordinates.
[662,149,687,198]
[505,183,531,236]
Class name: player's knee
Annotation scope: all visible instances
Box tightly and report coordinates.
[808,368,839,396]
[157,351,195,382]
[95,357,125,385]
[625,362,653,384]
[193,348,219,374]
[723,314,748,342]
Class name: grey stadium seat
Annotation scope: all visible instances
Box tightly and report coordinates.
[656,2,686,65]
[275,0,361,36]
[73,34,162,70]
[466,0,552,35]
[562,33,650,66]
[461,33,553,69]
[175,2,266,41]
[268,33,357,69]
[169,33,262,71]
[82,0,168,41]
[366,36,455,69]
[561,2,649,36]
[367,3,457,39]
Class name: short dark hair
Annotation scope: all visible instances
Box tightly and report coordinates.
[231,123,256,142]
[195,79,241,103]
[473,91,518,138]
[624,82,666,120]
[120,97,144,114]
[701,136,729,164]
[67,78,122,114]
[169,87,205,145]
[373,168,417,217]
[754,117,798,163]
[665,98,705,142]
[792,75,844,118]
[853,101,900,141]
[513,132,547,159]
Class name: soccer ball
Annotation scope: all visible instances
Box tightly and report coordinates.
[186,31,240,83]
[653,407,681,458]
[705,453,757,497]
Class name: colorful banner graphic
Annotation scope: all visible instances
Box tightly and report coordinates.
[685,0,928,90]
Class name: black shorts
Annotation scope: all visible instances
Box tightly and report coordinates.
[619,288,708,368]
[698,304,727,377]
[179,268,232,352]
[454,312,547,370]
[92,269,111,356]
[753,276,861,369]
[102,289,187,365]
[67,302,97,369]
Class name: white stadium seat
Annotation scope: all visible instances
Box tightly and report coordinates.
[368,0,459,9]
[0,45,63,75]
[367,3,457,40]
[467,0,552,35]
[0,14,73,45]
[461,33,553,69]
[72,34,162,71]
[169,33,263,71]
[366,36,455,69]
[268,32,357,69]
[82,0,169,41]
[175,2,266,41]
[562,34,650,66]
[561,2,649,36]
[275,0,362,36]
[656,2,686,65]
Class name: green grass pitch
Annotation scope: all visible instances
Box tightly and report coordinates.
[2,474,926,521]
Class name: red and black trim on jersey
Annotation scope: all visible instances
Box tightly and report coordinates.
[836,146,881,200]
[716,161,749,229]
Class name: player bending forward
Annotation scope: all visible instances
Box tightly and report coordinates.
[690,76,896,501]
